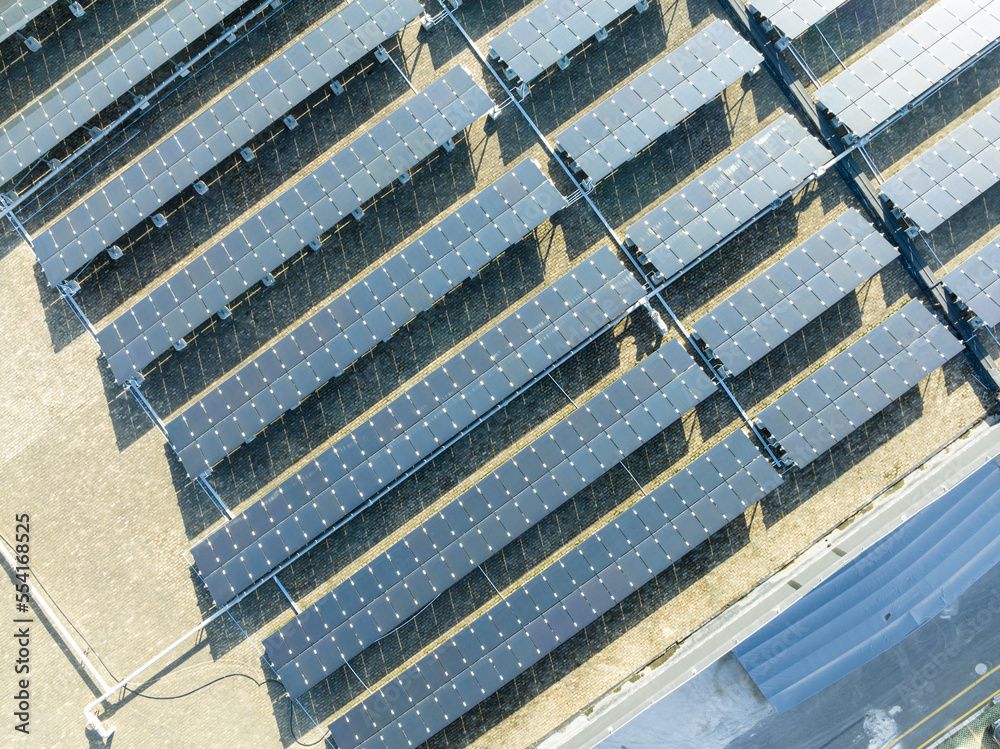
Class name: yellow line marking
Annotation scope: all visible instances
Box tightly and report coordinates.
[912,686,1000,749]
[883,662,1000,749]
[884,666,1000,749]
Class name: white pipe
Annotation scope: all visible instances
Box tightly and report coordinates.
[0,542,113,698]
[83,604,233,737]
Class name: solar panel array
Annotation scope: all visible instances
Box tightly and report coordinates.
[96,66,495,385]
[32,0,424,285]
[166,159,569,478]
[487,0,647,86]
[190,248,646,604]
[0,0,59,44]
[263,339,717,699]
[814,0,1000,138]
[691,209,897,378]
[0,0,249,186]
[942,237,1000,327]
[879,97,1000,234]
[23,0,985,738]
[327,428,783,749]
[624,114,829,282]
[755,300,963,468]
[747,0,850,40]
[553,21,762,186]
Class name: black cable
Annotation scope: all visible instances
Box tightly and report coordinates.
[122,672,280,700]
[0,534,328,746]
[0,532,119,680]
[126,674,328,746]
[288,697,330,747]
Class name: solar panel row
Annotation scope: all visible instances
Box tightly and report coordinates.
[32,0,425,285]
[879,96,1000,234]
[96,66,495,385]
[327,428,783,749]
[487,0,648,86]
[166,159,569,478]
[553,20,762,186]
[0,0,59,44]
[755,300,963,468]
[624,114,829,283]
[942,236,1000,327]
[814,0,1000,138]
[0,0,249,186]
[747,0,850,40]
[189,247,646,605]
[263,338,717,699]
[691,209,897,378]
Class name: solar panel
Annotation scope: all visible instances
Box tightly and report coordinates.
[691,209,896,377]
[191,247,644,604]
[624,114,829,283]
[942,237,1000,328]
[553,21,762,186]
[815,0,1000,138]
[755,300,963,468]
[0,0,254,187]
[326,428,782,747]
[487,0,650,87]
[748,0,850,40]
[0,0,61,45]
[32,0,425,284]
[263,339,716,697]
[880,97,1000,235]
[98,66,495,386]
[165,160,567,477]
